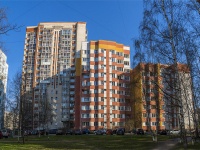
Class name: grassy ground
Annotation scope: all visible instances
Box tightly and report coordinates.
[2,134,200,150]
[0,134,169,150]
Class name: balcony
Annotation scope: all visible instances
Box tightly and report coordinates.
[70,110,74,114]
[70,85,75,89]
[70,91,75,95]
[70,79,75,83]
[61,118,69,122]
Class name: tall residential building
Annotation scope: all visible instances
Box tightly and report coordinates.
[0,50,8,129]
[131,63,194,131]
[22,22,87,130]
[75,40,131,130]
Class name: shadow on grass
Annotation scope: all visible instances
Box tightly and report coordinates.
[0,135,168,150]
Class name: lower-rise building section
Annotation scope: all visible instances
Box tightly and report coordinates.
[131,63,194,132]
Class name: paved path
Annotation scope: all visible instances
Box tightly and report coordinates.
[152,138,179,150]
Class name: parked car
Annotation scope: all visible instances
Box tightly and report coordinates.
[1,129,9,138]
[159,130,167,135]
[66,129,74,135]
[56,129,64,135]
[39,130,48,135]
[170,130,180,135]
[112,129,117,134]
[82,128,90,134]
[136,129,144,135]
[129,129,137,134]
[49,129,58,134]
[0,131,3,139]
[106,129,113,135]
[116,128,125,135]
[31,130,39,135]
[95,129,103,135]
[74,129,82,135]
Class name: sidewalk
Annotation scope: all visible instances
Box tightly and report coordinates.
[152,138,179,150]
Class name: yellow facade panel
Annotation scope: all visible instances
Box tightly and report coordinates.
[75,58,81,76]
[90,40,125,52]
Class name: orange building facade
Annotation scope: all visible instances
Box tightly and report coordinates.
[75,40,131,130]
[131,63,194,132]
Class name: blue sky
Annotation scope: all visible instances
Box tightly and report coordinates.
[0,0,143,80]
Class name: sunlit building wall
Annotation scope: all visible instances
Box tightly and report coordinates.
[0,50,8,129]
[75,40,131,130]
[22,22,87,130]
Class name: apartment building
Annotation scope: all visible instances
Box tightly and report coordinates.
[131,63,194,131]
[75,40,131,130]
[0,50,8,129]
[21,22,87,130]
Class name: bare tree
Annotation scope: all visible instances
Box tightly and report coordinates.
[133,0,199,147]
[0,7,21,50]
[38,86,53,136]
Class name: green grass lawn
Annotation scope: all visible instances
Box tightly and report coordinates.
[0,134,188,150]
[0,134,163,150]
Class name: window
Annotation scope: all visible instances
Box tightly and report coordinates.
[94,58,98,62]
[111,58,115,62]
[83,58,87,62]
[124,54,129,58]
[118,114,123,118]
[94,105,98,110]
[162,113,165,117]
[119,106,125,111]
[124,61,129,65]
[94,122,98,126]
[110,81,115,86]
[101,105,104,110]
[117,67,123,71]
[152,122,157,126]
[111,73,115,78]
[143,113,147,117]
[94,81,98,86]
[110,97,115,102]
[152,113,156,118]
[101,97,104,101]
[125,76,130,80]
[111,65,115,70]
[81,114,90,118]
[151,105,156,109]
[94,50,98,54]
[94,65,98,70]
[118,98,125,103]
[111,50,115,54]
[101,122,104,126]
[82,122,89,126]
[110,89,115,94]
[94,97,98,102]
[94,73,98,78]
[112,106,115,110]
[94,114,98,118]
[94,89,98,94]
[117,59,123,64]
